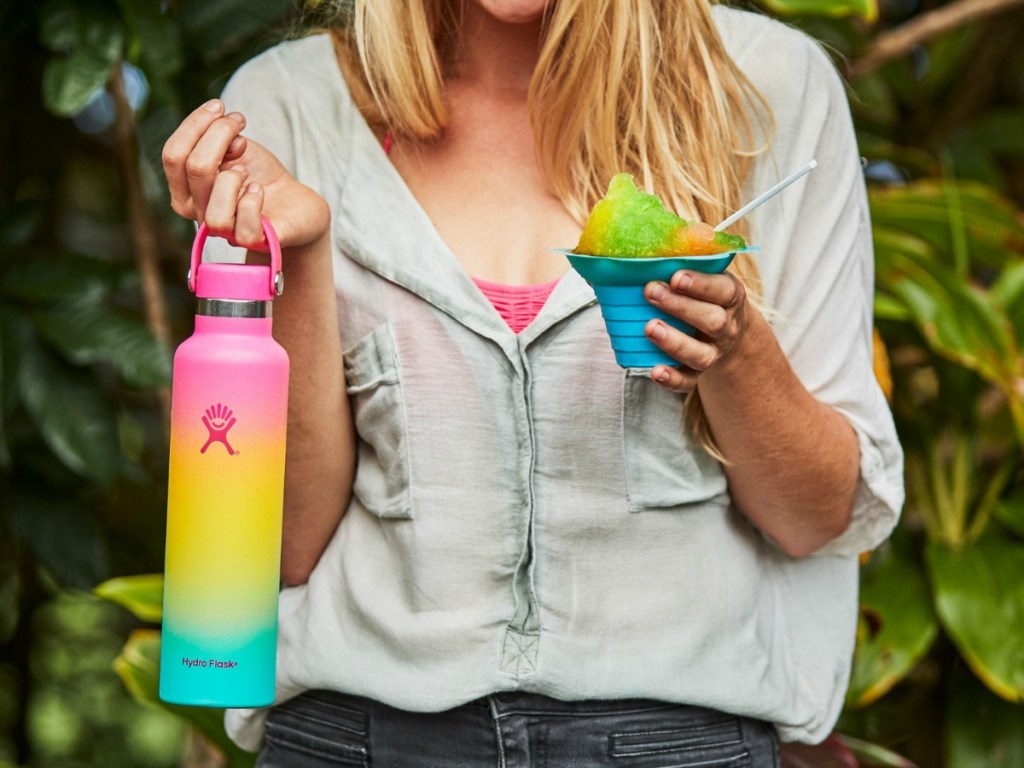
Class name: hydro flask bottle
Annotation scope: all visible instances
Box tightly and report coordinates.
[160,218,288,707]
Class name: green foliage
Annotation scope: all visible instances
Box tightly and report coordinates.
[847,540,938,707]
[1,0,299,765]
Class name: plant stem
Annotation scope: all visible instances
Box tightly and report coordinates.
[109,63,172,435]
[847,0,1024,78]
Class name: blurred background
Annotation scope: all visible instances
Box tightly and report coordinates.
[0,0,1021,766]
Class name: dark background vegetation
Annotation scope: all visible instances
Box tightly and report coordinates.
[0,0,1022,766]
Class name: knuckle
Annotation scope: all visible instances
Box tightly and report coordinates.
[161,143,183,169]
[692,347,718,372]
[185,157,211,179]
[170,199,194,219]
[707,312,729,336]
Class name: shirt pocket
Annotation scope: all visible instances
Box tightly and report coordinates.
[622,370,728,512]
[343,322,413,519]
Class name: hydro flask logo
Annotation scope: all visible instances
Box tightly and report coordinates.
[200,403,236,455]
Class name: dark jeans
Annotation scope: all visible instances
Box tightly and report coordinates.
[255,689,781,767]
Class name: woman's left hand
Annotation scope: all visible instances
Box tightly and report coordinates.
[643,269,751,392]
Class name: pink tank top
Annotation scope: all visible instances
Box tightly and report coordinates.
[472,277,558,334]
[383,131,556,333]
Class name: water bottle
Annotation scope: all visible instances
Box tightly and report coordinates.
[160,218,288,707]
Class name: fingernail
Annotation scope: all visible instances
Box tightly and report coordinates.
[650,323,666,341]
[675,271,694,289]
[649,283,665,301]
[247,182,261,194]
[655,368,671,383]
[204,99,223,113]
[226,112,246,124]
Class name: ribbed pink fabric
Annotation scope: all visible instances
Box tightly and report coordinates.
[472,277,558,334]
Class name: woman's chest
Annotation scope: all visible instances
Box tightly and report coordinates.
[388,113,580,285]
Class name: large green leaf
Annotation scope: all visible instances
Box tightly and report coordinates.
[39,0,125,117]
[870,181,1024,272]
[947,663,1024,768]
[94,574,164,622]
[114,629,256,768]
[757,0,877,21]
[33,299,171,390]
[16,332,122,487]
[42,50,117,117]
[848,549,939,707]
[8,488,109,589]
[875,229,1024,437]
[926,534,1024,702]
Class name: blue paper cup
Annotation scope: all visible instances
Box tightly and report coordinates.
[564,248,756,369]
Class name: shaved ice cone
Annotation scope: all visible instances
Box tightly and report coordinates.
[568,174,755,369]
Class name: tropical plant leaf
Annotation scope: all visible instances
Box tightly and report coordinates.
[114,629,257,768]
[926,534,1024,702]
[7,488,109,589]
[848,549,939,707]
[946,663,1024,768]
[757,0,877,22]
[33,299,171,390]
[42,51,117,117]
[16,332,122,487]
[875,230,1024,437]
[94,574,164,622]
[39,0,125,116]
[870,181,1024,271]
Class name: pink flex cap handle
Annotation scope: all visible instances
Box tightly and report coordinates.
[188,216,283,297]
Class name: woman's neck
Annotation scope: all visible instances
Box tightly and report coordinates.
[451,4,543,95]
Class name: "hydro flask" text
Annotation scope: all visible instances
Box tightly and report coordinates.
[182,657,239,669]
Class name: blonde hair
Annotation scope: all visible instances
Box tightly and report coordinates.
[321,0,772,453]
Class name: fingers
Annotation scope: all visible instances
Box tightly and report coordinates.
[644,271,745,339]
[670,270,744,310]
[235,183,267,249]
[205,166,249,236]
[204,171,267,250]
[650,363,700,393]
[161,99,246,220]
[645,319,720,374]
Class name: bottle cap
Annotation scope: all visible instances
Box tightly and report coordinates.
[188,217,283,301]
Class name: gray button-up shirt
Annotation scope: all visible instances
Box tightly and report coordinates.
[216,8,904,749]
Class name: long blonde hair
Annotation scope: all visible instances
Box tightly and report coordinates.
[320,0,772,452]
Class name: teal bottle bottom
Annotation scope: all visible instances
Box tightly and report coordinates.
[159,626,277,708]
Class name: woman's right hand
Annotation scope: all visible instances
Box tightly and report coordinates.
[162,99,330,250]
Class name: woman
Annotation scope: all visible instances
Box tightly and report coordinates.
[162,0,904,765]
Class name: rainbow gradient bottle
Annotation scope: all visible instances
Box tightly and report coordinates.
[160,218,288,707]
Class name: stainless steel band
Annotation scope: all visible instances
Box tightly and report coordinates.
[196,298,272,318]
